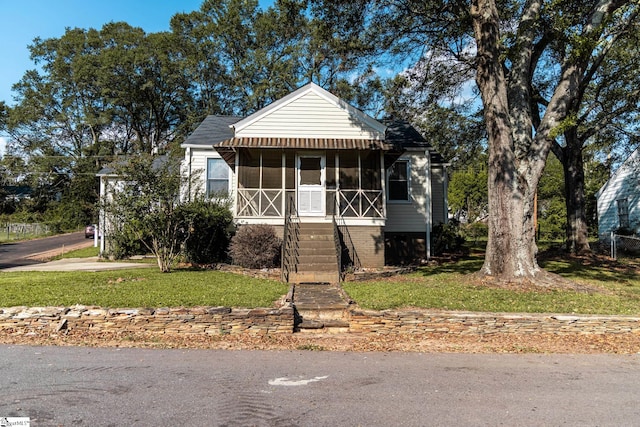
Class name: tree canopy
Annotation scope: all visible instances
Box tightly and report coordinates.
[312,0,640,282]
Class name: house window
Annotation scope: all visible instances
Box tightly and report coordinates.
[617,198,630,229]
[388,160,410,201]
[207,158,229,196]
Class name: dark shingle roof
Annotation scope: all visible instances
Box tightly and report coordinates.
[384,120,447,163]
[97,155,170,176]
[182,115,243,147]
[384,119,429,147]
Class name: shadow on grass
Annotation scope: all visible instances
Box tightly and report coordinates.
[540,258,640,285]
[418,246,640,289]
[417,254,485,276]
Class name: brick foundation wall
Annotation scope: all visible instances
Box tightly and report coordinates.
[341,225,385,268]
[384,232,426,265]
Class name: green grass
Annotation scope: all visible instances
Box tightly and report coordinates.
[4,246,640,315]
[342,254,640,315]
[53,245,100,259]
[0,268,288,308]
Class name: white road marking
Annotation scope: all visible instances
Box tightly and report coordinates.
[268,375,329,386]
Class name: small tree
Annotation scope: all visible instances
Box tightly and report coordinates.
[103,154,188,272]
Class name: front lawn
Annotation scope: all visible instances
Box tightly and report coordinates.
[0,268,288,308]
[3,249,640,315]
[342,253,640,315]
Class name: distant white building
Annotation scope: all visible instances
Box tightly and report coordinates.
[595,149,640,239]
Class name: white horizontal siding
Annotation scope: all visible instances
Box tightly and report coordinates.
[385,153,428,232]
[597,155,640,238]
[184,147,236,200]
[236,92,383,139]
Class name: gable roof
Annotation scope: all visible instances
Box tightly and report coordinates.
[231,82,387,137]
[595,148,640,199]
[181,115,242,148]
[97,155,171,177]
[384,119,447,163]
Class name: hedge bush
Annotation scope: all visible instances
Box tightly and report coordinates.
[229,224,281,269]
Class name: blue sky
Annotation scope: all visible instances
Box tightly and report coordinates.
[0,0,273,153]
[0,0,208,105]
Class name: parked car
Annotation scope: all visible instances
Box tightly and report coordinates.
[85,225,95,239]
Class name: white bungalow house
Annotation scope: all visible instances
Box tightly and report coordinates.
[595,149,640,240]
[180,82,448,282]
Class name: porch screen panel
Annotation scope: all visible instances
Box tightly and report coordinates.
[237,149,260,217]
[339,152,359,217]
[239,149,260,189]
[261,150,283,216]
[338,151,359,189]
[360,151,381,190]
[261,150,282,188]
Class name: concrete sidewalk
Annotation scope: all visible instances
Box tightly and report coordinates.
[1,257,152,272]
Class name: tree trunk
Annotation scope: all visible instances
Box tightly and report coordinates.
[472,0,542,281]
[562,131,591,254]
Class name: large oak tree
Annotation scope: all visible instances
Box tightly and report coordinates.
[312,0,639,282]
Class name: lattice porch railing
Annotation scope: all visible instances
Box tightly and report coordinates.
[236,188,384,219]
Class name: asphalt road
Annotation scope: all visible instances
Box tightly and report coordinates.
[0,232,90,269]
[1,345,639,426]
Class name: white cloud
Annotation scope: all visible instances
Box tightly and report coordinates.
[0,136,7,157]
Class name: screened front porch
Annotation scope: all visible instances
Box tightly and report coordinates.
[232,148,386,220]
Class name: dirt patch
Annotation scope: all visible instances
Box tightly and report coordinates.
[1,329,639,354]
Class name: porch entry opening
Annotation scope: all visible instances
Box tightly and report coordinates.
[298,154,325,216]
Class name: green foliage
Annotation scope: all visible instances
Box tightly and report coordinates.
[584,158,611,236]
[103,155,187,272]
[448,156,488,222]
[181,198,234,264]
[107,224,150,260]
[537,154,567,241]
[229,224,281,269]
[431,221,466,256]
[461,221,488,243]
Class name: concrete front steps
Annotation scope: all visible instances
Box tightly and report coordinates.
[287,223,340,284]
[292,282,351,334]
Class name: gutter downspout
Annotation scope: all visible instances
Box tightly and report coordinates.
[187,147,192,201]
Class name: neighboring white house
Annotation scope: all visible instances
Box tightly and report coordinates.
[180,82,448,268]
[595,149,640,240]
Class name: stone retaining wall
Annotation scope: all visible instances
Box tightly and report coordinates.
[0,305,294,336]
[347,309,640,335]
[2,305,640,337]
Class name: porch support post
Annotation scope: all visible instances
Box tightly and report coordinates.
[336,152,340,216]
[380,151,386,219]
[234,150,240,217]
[282,151,286,218]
